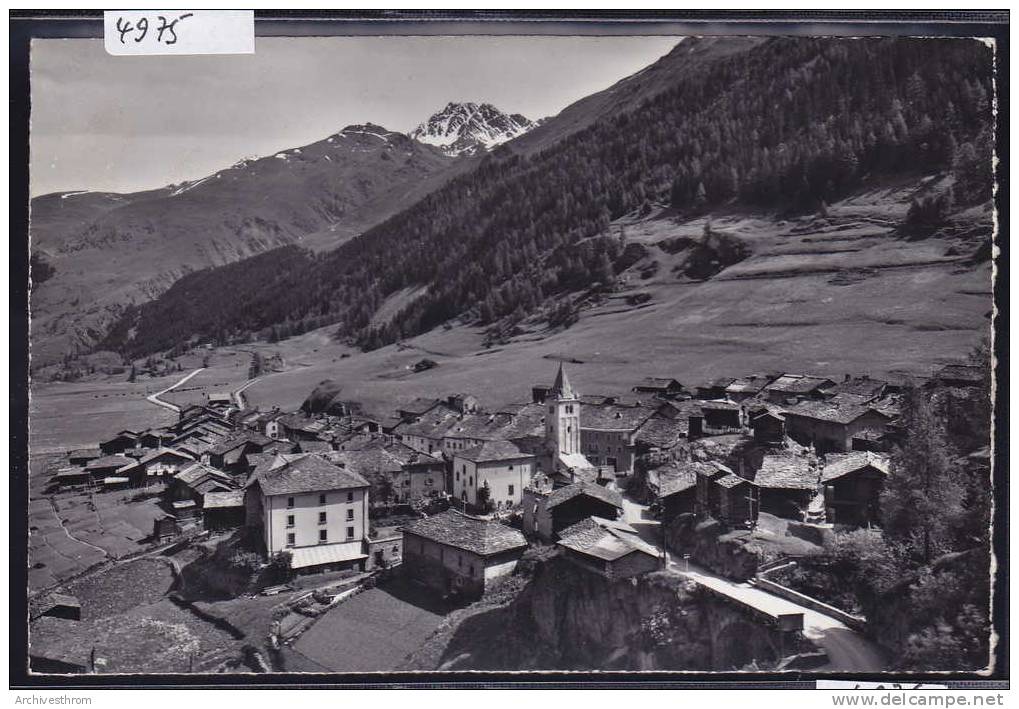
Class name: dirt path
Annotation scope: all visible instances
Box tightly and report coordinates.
[232,377,262,409]
[49,498,109,558]
[147,367,206,413]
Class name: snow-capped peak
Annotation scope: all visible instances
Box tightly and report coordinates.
[410,102,535,156]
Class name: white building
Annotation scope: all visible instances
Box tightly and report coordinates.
[244,453,371,573]
[452,440,536,510]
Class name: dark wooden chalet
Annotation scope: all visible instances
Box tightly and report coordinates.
[821,452,890,527]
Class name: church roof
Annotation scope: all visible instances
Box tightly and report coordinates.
[549,363,577,400]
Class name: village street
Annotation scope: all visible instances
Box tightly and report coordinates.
[618,492,888,672]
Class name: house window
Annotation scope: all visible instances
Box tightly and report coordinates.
[286,533,295,547]
[403,479,411,487]
[458,555,463,568]
[469,565,475,576]
[318,511,327,524]
[509,464,514,470]
[347,491,354,502]
[468,476,473,486]
[508,484,515,496]
[393,546,399,553]
[346,509,354,521]
[455,471,460,481]
[319,529,328,543]
[318,493,326,505]
[425,478,433,486]
[346,526,354,540]
[287,496,295,508]
[286,514,295,528]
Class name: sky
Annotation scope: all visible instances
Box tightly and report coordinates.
[30,35,681,196]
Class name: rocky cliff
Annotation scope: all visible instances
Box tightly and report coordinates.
[404,552,803,671]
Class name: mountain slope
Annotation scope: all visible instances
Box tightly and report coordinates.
[29,125,460,366]
[103,36,994,362]
[410,102,535,156]
[508,36,766,156]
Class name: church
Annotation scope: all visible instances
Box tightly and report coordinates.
[543,364,600,484]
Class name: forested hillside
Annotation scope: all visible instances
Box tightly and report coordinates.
[102,37,994,359]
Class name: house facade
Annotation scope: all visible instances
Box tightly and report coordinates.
[245,453,371,573]
[452,440,536,510]
[782,398,892,453]
[401,509,527,598]
[522,481,623,541]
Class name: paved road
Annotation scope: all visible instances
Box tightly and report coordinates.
[146,367,206,413]
[619,492,887,672]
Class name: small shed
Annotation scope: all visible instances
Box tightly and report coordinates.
[54,467,90,488]
[557,516,663,580]
[153,514,180,542]
[750,409,786,445]
[746,453,820,520]
[821,452,890,527]
[632,377,686,399]
[657,464,698,521]
[99,430,141,455]
[702,400,743,432]
[202,490,246,530]
[695,461,758,528]
[171,499,200,521]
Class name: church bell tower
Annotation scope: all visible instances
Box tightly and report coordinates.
[545,363,580,460]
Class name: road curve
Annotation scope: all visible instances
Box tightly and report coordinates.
[232,376,262,410]
[146,367,206,413]
[619,492,888,672]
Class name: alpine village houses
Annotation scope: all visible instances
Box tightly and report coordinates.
[45,355,944,614]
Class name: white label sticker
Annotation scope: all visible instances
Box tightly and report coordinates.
[104,10,254,56]
[816,680,949,690]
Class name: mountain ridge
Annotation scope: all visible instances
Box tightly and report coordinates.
[97,36,994,365]
[29,120,466,366]
[410,101,536,156]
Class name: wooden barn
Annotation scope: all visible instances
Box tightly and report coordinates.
[557,516,662,580]
[821,452,890,527]
[695,461,758,529]
[745,453,821,521]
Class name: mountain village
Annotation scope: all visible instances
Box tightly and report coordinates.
[22,33,997,678]
[27,354,988,673]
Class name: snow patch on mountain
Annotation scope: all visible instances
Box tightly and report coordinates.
[410,102,535,156]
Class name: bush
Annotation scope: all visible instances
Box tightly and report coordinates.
[266,551,293,584]
[903,189,954,235]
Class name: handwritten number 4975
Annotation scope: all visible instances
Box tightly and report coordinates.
[115,13,193,45]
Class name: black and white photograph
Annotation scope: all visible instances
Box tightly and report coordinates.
[11,11,1007,688]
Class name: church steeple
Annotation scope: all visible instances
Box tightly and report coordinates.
[550,362,577,401]
[546,363,580,459]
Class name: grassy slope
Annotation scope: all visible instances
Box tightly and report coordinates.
[241,180,992,417]
[28,178,992,443]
